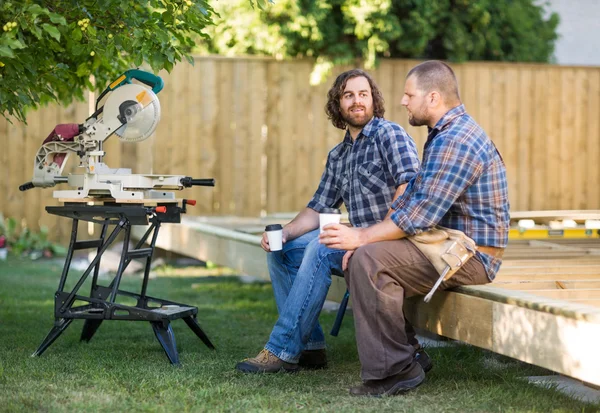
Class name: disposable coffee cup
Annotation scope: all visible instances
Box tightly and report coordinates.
[265,224,283,252]
[319,208,341,232]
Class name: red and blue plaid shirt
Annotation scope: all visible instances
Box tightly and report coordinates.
[308,117,420,228]
[390,105,510,280]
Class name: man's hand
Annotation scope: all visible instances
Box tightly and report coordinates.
[342,250,354,271]
[319,223,364,251]
[260,228,289,252]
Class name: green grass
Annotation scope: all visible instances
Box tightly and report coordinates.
[0,256,598,413]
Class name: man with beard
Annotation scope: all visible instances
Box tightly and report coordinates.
[236,69,421,374]
[319,60,510,396]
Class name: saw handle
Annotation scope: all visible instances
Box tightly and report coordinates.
[124,69,164,94]
[180,177,215,187]
[19,182,34,191]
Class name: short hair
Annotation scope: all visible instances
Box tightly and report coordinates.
[325,69,385,130]
[407,60,461,104]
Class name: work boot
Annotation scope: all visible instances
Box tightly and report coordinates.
[235,349,299,374]
[298,349,327,370]
[349,361,425,397]
[415,348,433,373]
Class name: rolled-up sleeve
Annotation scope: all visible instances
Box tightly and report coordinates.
[390,139,483,235]
[377,123,420,187]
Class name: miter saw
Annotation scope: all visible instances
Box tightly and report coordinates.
[19,69,213,200]
[23,70,217,366]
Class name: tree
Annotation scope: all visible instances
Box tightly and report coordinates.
[199,0,559,81]
[0,0,266,123]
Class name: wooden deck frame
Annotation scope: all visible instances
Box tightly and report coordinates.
[405,286,600,386]
[132,216,600,386]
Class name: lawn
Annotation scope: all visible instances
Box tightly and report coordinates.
[0,256,598,413]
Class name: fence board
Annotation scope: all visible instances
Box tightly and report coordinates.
[547,68,562,210]
[531,67,548,211]
[265,61,282,214]
[215,60,235,215]
[188,58,218,215]
[587,70,600,208]
[278,62,297,212]
[247,60,267,216]
[518,67,533,211]
[294,62,314,209]
[3,57,600,244]
[560,69,576,210]
[573,69,589,209]
[503,67,520,210]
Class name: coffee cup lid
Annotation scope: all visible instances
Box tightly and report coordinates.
[321,207,341,214]
[265,224,283,231]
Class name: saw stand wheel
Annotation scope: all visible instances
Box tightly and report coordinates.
[31,202,215,365]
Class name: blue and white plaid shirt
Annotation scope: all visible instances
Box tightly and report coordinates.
[308,117,420,228]
[390,105,510,280]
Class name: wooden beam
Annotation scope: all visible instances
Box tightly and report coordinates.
[405,288,600,386]
[490,281,600,290]
[523,289,600,300]
[509,210,600,222]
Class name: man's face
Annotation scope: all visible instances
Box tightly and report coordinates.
[339,76,374,129]
[401,75,429,127]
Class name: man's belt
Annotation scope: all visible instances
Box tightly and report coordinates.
[477,245,504,259]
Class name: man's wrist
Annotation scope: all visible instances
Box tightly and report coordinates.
[357,227,369,247]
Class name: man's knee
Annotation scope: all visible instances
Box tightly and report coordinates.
[348,244,379,273]
[303,237,332,261]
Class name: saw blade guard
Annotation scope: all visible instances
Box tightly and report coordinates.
[103,83,161,142]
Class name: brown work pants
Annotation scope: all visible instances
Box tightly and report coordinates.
[345,239,490,380]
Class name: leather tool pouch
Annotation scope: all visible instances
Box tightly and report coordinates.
[407,226,476,281]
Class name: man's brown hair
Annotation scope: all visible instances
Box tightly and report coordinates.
[325,69,385,130]
[406,60,461,104]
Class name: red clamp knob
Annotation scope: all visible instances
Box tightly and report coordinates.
[185,199,197,206]
[155,206,167,213]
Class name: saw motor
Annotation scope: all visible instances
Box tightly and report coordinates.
[19,69,214,201]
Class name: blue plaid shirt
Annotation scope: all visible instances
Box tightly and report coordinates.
[308,117,419,228]
[390,105,510,280]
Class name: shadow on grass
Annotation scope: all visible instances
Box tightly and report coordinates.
[1,256,599,413]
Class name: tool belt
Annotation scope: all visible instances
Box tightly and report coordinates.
[407,226,477,283]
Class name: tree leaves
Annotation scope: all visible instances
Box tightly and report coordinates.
[0,0,223,123]
[0,45,14,58]
[41,24,61,41]
[199,0,558,82]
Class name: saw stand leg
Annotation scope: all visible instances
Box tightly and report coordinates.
[32,211,215,365]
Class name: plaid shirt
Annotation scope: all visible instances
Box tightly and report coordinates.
[308,117,419,228]
[390,105,510,280]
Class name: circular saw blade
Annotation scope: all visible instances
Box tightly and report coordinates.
[103,83,161,142]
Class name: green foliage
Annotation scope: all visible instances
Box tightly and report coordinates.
[199,0,559,79]
[0,0,218,123]
[0,214,66,259]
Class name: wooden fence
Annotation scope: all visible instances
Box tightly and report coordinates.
[2,57,600,242]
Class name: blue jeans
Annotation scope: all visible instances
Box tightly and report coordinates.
[264,229,346,363]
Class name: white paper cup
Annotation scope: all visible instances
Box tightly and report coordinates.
[265,224,283,251]
[319,208,341,232]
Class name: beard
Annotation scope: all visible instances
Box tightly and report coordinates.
[407,103,429,127]
[342,105,373,128]
[408,113,428,127]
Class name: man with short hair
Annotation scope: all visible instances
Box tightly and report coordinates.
[236,69,421,374]
[320,60,510,396]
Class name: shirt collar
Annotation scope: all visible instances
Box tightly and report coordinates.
[430,104,466,134]
[343,116,381,144]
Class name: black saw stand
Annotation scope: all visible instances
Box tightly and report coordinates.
[32,200,215,365]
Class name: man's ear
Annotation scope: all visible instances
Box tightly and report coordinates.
[429,91,442,107]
